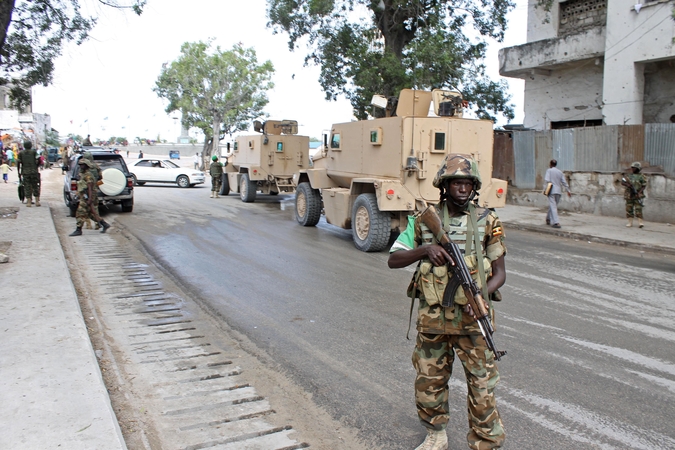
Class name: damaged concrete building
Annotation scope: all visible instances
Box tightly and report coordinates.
[499,0,675,130]
[495,0,675,223]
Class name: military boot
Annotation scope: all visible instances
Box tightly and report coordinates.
[210,191,214,198]
[638,218,644,228]
[415,428,448,450]
[25,195,32,207]
[626,218,633,227]
[215,192,220,198]
[69,227,82,236]
[35,197,41,207]
[99,220,111,233]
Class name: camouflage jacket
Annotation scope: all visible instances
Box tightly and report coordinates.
[17,149,38,174]
[624,173,646,200]
[209,161,223,177]
[391,202,506,335]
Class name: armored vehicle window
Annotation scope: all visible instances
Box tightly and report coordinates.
[330,133,341,149]
[277,142,284,152]
[234,141,239,151]
[434,132,446,152]
[370,128,382,145]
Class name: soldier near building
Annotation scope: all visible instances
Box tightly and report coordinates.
[16,140,40,207]
[209,155,223,198]
[621,161,647,228]
[388,154,507,450]
[69,159,111,236]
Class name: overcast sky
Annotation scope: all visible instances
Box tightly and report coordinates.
[31,0,527,142]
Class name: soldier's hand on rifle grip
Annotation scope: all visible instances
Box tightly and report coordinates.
[463,299,489,320]
[425,244,454,267]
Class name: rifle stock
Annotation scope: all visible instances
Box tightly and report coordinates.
[419,206,507,361]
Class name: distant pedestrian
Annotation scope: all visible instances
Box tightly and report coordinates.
[621,162,647,228]
[193,152,200,170]
[1,160,11,182]
[209,155,223,198]
[126,149,129,157]
[16,141,40,207]
[138,150,143,159]
[544,159,571,229]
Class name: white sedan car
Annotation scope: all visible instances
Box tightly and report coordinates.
[130,159,205,188]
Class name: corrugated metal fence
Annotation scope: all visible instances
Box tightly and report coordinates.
[506,124,675,189]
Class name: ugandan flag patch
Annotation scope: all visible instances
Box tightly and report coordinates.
[492,226,503,237]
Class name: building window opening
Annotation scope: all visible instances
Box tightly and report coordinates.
[559,0,607,36]
[551,119,603,129]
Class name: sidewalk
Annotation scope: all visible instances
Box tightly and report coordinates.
[499,204,675,255]
[0,171,673,449]
[0,175,126,449]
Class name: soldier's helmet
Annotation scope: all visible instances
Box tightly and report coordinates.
[631,161,641,169]
[78,158,93,168]
[432,153,482,190]
[212,155,218,161]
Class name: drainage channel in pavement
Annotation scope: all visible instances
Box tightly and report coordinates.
[70,235,309,450]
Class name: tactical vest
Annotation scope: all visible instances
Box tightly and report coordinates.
[412,204,492,307]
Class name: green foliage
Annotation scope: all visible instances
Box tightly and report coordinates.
[45,129,60,146]
[267,0,515,121]
[154,41,274,159]
[67,132,82,143]
[0,1,145,111]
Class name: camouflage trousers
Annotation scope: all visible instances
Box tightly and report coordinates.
[22,173,40,199]
[625,199,643,219]
[211,175,222,192]
[76,194,100,228]
[413,332,505,450]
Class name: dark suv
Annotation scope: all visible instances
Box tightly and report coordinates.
[63,148,134,217]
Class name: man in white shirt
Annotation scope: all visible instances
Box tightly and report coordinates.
[544,159,571,228]
[193,152,200,170]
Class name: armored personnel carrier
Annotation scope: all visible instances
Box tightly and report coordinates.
[221,119,310,202]
[293,89,507,252]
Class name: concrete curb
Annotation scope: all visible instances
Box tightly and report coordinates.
[503,221,675,256]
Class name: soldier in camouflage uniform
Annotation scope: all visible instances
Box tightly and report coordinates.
[69,159,110,236]
[209,155,223,198]
[388,154,507,450]
[621,161,647,228]
[82,152,102,229]
[16,141,41,207]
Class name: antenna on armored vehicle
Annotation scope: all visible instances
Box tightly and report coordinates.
[404,90,419,174]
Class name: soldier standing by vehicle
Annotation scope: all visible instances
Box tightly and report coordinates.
[388,154,507,450]
[16,141,40,207]
[209,155,223,198]
[69,159,111,236]
[621,161,647,228]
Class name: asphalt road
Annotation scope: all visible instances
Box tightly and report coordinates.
[114,181,675,450]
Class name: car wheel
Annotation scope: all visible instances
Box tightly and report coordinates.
[351,193,391,252]
[63,190,71,208]
[121,199,133,212]
[295,182,321,227]
[131,174,146,186]
[177,175,190,188]
[240,173,257,203]
[219,173,230,196]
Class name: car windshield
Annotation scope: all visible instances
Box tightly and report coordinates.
[161,160,180,168]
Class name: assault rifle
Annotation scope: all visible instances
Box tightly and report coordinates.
[621,177,643,205]
[419,206,507,360]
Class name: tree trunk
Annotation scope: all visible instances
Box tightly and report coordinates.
[0,0,16,60]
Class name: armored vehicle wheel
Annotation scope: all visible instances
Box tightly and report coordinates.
[351,193,391,252]
[295,182,321,226]
[240,173,257,203]
[219,174,230,196]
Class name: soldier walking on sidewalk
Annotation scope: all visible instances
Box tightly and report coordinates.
[16,141,40,207]
[69,159,111,236]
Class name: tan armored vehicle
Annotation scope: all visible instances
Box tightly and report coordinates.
[294,89,507,252]
[221,120,310,202]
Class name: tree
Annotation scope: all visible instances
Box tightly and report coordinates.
[0,0,145,111]
[45,128,60,146]
[154,41,274,164]
[267,0,515,121]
